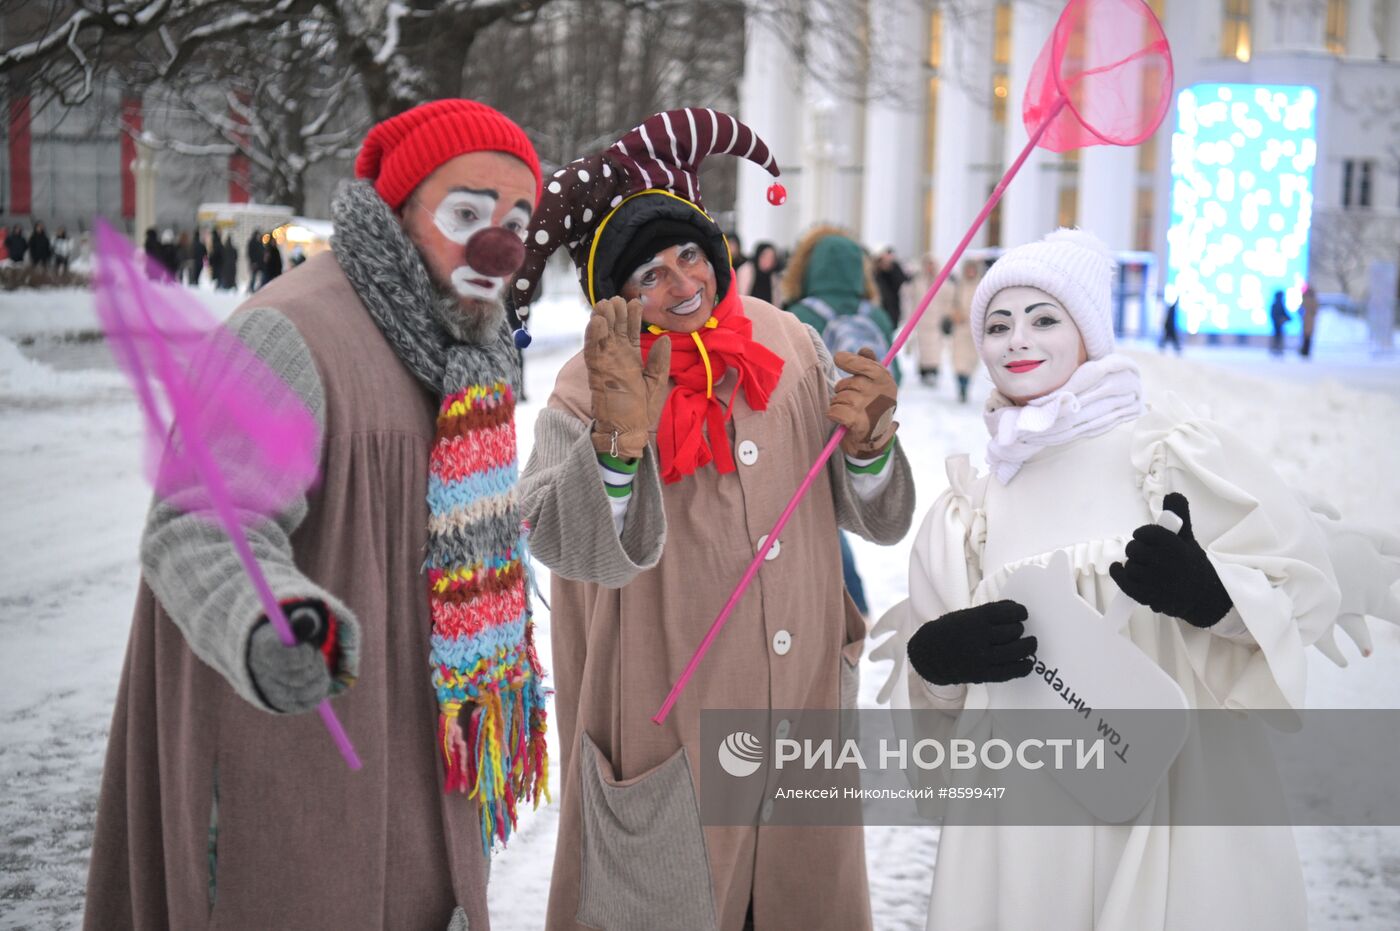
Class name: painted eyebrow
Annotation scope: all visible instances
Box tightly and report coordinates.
[989,302,1059,318]
[629,257,665,280]
[446,186,499,199]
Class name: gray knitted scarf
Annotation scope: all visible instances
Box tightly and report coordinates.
[329,180,548,852]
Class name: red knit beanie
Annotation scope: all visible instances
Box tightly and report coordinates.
[354,99,542,210]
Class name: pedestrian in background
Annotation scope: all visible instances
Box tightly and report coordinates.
[246,229,265,292]
[28,222,52,268]
[1299,285,1319,359]
[52,227,72,273]
[189,229,208,285]
[874,245,910,331]
[142,228,162,277]
[911,253,953,387]
[219,232,238,290]
[739,240,783,304]
[1269,289,1290,356]
[158,229,179,277]
[944,257,982,403]
[210,230,225,286]
[8,225,30,264]
[262,234,283,285]
[1159,296,1182,355]
[175,231,193,283]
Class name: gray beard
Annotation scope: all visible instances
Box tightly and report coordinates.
[433,289,506,346]
[416,247,507,346]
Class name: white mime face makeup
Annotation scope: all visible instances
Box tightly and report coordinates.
[619,242,718,335]
[400,151,538,304]
[421,191,531,300]
[979,285,1088,404]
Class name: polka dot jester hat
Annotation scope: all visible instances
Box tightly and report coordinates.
[509,108,785,334]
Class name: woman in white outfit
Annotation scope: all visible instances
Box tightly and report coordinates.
[879,228,1359,931]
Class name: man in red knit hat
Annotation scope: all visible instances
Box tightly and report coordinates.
[86,99,544,931]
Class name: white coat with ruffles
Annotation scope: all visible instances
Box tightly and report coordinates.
[876,398,1349,931]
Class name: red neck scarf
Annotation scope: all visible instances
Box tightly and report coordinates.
[639,287,785,483]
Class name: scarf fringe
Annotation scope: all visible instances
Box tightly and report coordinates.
[438,630,551,852]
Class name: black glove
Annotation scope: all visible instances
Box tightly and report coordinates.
[247,599,335,713]
[1108,492,1233,629]
[907,600,1037,686]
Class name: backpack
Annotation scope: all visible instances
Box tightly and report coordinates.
[798,296,893,360]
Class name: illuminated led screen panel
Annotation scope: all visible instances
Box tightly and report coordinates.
[1165,83,1317,335]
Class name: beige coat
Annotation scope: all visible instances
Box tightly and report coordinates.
[910,265,952,371]
[909,268,977,377]
[520,297,915,931]
[949,274,979,377]
[85,254,492,930]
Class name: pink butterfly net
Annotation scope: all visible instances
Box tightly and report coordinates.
[94,219,359,768]
[1026,0,1173,152]
[654,0,1175,725]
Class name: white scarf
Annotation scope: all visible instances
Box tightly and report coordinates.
[983,353,1145,484]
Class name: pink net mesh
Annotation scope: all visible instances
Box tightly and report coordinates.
[93,220,319,522]
[1024,0,1173,152]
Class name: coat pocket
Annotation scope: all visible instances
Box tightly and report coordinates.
[576,733,718,931]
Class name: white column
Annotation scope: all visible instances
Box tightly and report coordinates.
[1346,0,1382,59]
[1077,147,1138,249]
[931,3,997,261]
[802,95,867,235]
[799,3,868,236]
[1075,0,1148,252]
[999,0,1059,249]
[737,12,805,251]
[860,0,927,256]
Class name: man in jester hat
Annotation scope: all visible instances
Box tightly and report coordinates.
[513,109,916,931]
[86,100,548,930]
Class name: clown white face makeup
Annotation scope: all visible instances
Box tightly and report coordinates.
[401,151,537,304]
[619,241,718,334]
[980,285,1088,404]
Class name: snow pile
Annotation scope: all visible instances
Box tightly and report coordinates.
[0,284,246,341]
[0,335,126,401]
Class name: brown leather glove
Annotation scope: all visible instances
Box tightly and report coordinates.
[828,347,898,458]
[584,296,672,459]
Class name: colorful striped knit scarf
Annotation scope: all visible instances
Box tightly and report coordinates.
[331,181,548,853]
[426,371,548,852]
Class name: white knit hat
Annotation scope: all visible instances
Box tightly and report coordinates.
[970,228,1116,360]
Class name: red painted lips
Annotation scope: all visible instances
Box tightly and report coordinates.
[1005,360,1045,373]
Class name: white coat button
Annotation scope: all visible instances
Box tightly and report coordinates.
[737,440,759,466]
[772,630,792,656]
[757,535,781,560]
[776,718,791,739]
[761,799,774,823]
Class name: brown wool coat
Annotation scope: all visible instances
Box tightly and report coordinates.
[84,253,492,930]
[520,298,916,931]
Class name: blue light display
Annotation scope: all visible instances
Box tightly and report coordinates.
[1165,83,1317,335]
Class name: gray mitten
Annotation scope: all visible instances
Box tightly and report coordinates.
[247,600,334,713]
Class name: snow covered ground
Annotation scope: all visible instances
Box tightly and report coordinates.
[1,283,1397,929]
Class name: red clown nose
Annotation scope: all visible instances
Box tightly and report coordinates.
[464,226,526,279]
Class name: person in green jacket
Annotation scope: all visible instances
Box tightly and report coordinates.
[780,225,905,616]
[782,225,902,387]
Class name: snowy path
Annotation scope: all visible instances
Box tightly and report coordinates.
[2,289,1398,929]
